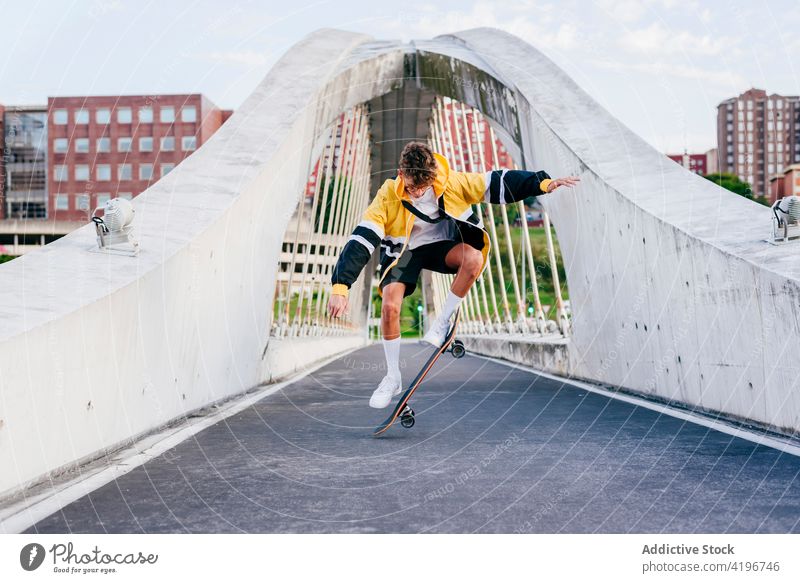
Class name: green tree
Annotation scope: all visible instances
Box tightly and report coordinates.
[702,172,768,206]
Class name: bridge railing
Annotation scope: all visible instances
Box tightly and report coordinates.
[271,105,372,338]
[427,96,570,337]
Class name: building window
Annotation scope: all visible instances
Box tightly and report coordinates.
[118,137,132,153]
[117,107,132,123]
[54,165,69,181]
[76,194,90,211]
[97,165,111,181]
[54,109,68,125]
[160,136,175,151]
[768,164,775,173]
[747,111,753,121]
[139,163,153,180]
[139,107,153,123]
[738,122,744,131]
[75,165,90,181]
[160,106,175,123]
[75,109,89,124]
[747,100,753,110]
[118,192,133,200]
[738,155,744,164]
[55,194,69,210]
[139,137,153,152]
[97,137,110,152]
[777,101,784,109]
[75,138,89,153]
[96,193,111,207]
[181,106,197,122]
[161,163,175,177]
[96,108,111,124]
[54,138,69,153]
[738,132,744,142]
[181,136,196,151]
[118,164,132,181]
[747,122,753,131]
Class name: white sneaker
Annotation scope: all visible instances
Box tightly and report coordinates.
[422,315,452,347]
[369,374,403,409]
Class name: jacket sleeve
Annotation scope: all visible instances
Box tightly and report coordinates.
[453,170,552,205]
[329,186,387,297]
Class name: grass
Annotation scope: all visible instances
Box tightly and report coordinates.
[492,225,569,319]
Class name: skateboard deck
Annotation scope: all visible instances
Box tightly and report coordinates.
[372,309,464,436]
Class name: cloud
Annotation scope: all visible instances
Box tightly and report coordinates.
[594,0,648,23]
[619,22,736,56]
[384,1,577,51]
[202,50,272,67]
[590,58,746,88]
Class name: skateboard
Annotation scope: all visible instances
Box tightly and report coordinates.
[372,309,465,436]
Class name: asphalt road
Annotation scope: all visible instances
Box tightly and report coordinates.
[25,342,800,533]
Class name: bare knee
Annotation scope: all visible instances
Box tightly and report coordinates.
[462,249,483,280]
[381,296,403,320]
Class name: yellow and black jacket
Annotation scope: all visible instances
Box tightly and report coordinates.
[330,152,552,297]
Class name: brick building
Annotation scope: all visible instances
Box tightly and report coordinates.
[47,94,230,220]
[667,152,708,175]
[717,88,800,200]
[769,164,800,200]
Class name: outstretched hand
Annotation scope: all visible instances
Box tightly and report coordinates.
[327,294,348,318]
[547,176,580,192]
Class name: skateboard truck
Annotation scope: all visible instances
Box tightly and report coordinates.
[449,339,465,359]
[399,405,415,428]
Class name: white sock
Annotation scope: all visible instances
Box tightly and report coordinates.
[383,337,401,380]
[441,290,463,321]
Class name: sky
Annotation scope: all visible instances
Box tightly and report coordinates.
[0,0,798,154]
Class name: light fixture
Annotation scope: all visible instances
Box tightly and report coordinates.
[91,197,139,256]
[771,195,800,244]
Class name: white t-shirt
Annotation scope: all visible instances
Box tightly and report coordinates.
[408,186,452,249]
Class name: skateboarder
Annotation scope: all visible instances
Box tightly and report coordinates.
[327,141,579,408]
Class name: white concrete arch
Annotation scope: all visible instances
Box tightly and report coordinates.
[1,27,798,502]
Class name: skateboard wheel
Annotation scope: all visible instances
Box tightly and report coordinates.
[400,414,415,428]
[451,340,466,359]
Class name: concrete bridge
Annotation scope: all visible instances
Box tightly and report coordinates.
[0,28,798,534]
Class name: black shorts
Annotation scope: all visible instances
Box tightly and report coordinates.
[379,240,461,297]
